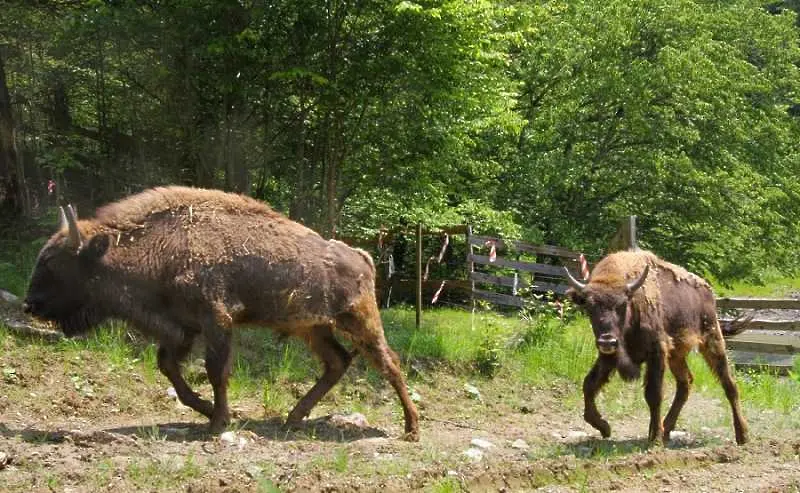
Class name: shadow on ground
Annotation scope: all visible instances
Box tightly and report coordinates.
[0,415,389,446]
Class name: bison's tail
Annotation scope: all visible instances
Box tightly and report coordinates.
[720,312,753,337]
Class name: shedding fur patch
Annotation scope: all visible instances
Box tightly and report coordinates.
[95,186,282,231]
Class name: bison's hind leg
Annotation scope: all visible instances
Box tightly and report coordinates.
[336,299,420,442]
[699,331,749,445]
[286,324,353,426]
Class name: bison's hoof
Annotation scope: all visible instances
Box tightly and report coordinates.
[283,417,305,431]
[593,419,611,438]
[402,430,420,442]
[208,416,231,435]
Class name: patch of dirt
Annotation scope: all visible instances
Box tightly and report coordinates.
[1,303,799,492]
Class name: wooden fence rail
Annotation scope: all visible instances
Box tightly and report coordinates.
[718,297,800,373]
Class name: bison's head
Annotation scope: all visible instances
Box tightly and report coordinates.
[23,205,110,336]
[564,265,649,380]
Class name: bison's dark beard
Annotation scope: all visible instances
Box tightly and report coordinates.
[56,305,104,337]
[614,345,641,381]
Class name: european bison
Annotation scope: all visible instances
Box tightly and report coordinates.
[23,186,419,440]
[564,250,748,445]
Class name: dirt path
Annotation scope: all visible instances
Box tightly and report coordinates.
[1,300,798,492]
[1,363,799,493]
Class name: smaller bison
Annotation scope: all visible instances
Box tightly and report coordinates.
[23,186,419,440]
[564,250,748,445]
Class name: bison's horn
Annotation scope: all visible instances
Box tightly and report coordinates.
[625,265,649,295]
[563,267,587,291]
[59,206,68,230]
[64,203,84,249]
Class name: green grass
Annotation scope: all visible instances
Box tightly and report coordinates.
[123,454,203,490]
[710,269,800,297]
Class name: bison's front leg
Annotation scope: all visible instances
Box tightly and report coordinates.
[204,329,233,434]
[157,341,214,419]
[644,352,667,444]
[583,357,615,438]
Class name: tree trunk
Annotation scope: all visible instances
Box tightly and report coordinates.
[0,53,25,218]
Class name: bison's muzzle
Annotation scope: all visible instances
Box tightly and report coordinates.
[596,333,618,355]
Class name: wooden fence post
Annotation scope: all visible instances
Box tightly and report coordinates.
[609,215,638,252]
[416,223,423,329]
[466,225,474,310]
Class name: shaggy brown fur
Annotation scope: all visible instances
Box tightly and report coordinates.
[566,250,747,445]
[24,186,419,440]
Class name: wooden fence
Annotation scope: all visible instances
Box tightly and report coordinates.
[466,228,587,308]
[717,297,800,373]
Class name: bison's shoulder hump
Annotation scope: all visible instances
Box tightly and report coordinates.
[95,186,280,228]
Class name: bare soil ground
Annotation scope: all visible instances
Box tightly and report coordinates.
[1,308,799,492]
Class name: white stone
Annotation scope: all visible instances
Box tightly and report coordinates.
[511,439,530,450]
[220,431,237,444]
[462,448,483,462]
[470,438,494,449]
[566,430,588,440]
[329,412,369,429]
[464,383,482,400]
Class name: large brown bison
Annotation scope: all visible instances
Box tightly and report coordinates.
[564,250,748,445]
[23,186,419,440]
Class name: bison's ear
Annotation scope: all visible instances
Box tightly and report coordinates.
[565,288,586,307]
[79,234,110,262]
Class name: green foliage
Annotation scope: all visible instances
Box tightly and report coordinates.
[505,0,800,278]
[3,1,800,278]
[473,334,503,378]
[790,357,800,385]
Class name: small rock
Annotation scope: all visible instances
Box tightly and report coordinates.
[447,470,459,477]
[410,390,422,403]
[511,439,530,450]
[329,413,369,430]
[463,447,483,462]
[166,387,178,400]
[219,431,251,450]
[245,465,263,479]
[670,430,691,444]
[470,438,494,449]
[464,383,482,401]
[0,289,19,304]
[566,430,588,440]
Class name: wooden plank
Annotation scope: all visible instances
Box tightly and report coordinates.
[728,350,796,374]
[724,333,800,354]
[716,297,800,310]
[468,235,580,260]
[472,289,526,308]
[529,281,569,295]
[719,319,800,332]
[469,254,572,277]
[390,279,472,291]
[470,271,526,289]
[382,225,469,241]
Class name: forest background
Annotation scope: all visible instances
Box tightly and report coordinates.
[1,0,800,282]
